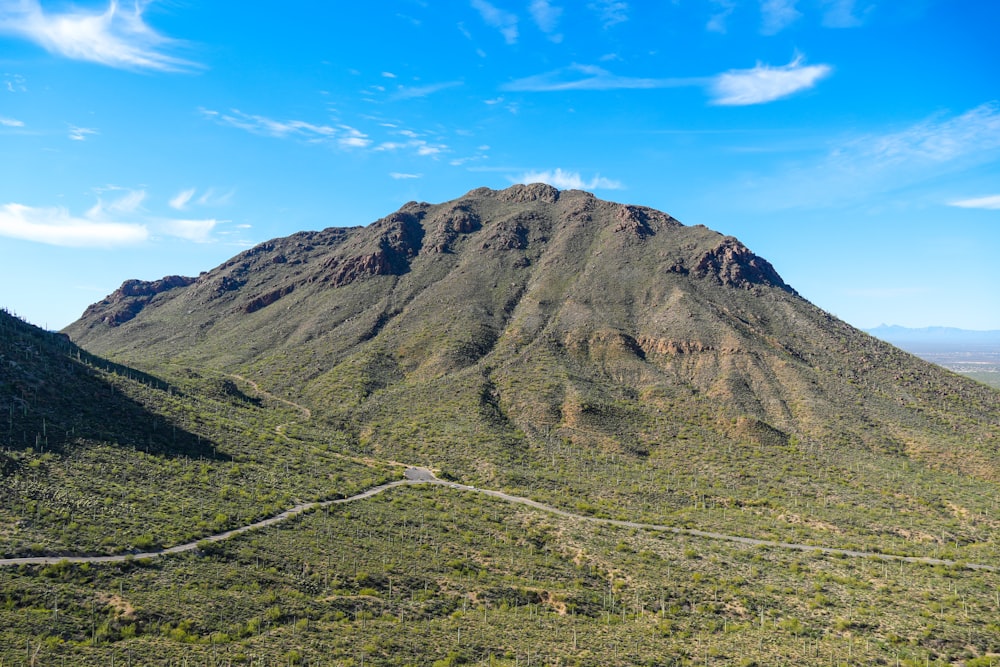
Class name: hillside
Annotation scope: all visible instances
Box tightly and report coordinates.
[3,184,998,665]
[66,185,1000,527]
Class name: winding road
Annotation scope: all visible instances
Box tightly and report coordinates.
[1,467,996,573]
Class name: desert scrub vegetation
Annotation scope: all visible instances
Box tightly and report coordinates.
[2,485,998,666]
[2,311,398,557]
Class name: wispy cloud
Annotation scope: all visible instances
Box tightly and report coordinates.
[171,187,234,210]
[89,188,146,216]
[338,125,372,148]
[471,0,518,44]
[588,0,628,28]
[504,58,830,106]
[0,202,148,247]
[821,0,867,28]
[389,172,422,180]
[503,64,694,92]
[948,195,1000,210]
[202,107,378,151]
[760,0,802,34]
[513,168,623,190]
[389,80,463,101]
[707,0,736,33]
[201,108,336,140]
[68,125,98,141]
[709,56,831,105]
[849,102,1000,165]
[375,134,448,157]
[731,103,1000,212]
[169,187,196,210]
[4,72,27,92]
[0,0,197,71]
[161,218,218,243]
[530,0,562,40]
[0,116,24,127]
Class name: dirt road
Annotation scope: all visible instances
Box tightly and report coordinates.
[1,467,995,573]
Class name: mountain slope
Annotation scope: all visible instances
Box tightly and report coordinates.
[65,184,1000,559]
[0,308,209,457]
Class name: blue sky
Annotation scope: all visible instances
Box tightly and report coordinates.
[1,0,998,331]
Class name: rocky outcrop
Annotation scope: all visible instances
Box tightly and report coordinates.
[322,211,425,286]
[82,275,196,326]
[242,285,296,314]
[692,238,795,293]
[612,204,679,238]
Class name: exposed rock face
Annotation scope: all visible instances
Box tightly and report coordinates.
[322,210,426,286]
[693,238,794,292]
[81,275,196,326]
[243,285,296,314]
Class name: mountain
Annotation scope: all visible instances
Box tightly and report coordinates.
[5,184,1000,666]
[66,184,999,516]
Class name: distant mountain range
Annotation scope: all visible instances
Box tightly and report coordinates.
[868,325,1000,347]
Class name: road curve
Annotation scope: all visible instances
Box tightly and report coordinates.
[1,468,996,573]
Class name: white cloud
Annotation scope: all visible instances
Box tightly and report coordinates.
[0,202,148,247]
[338,125,371,148]
[514,168,623,190]
[375,136,449,157]
[0,184,236,247]
[471,0,518,44]
[390,172,422,180]
[530,0,562,40]
[588,0,628,28]
[0,0,197,71]
[169,188,196,210]
[504,58,830,106]
[710,56,831,105]
[760,0,801,34]
[381,71,397,78]
[948,195,1000,210]
[68,125,98,141]
[160,218,217,243]
[0,116,24,127]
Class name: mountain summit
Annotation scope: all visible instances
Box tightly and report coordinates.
[66,185,998,500]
